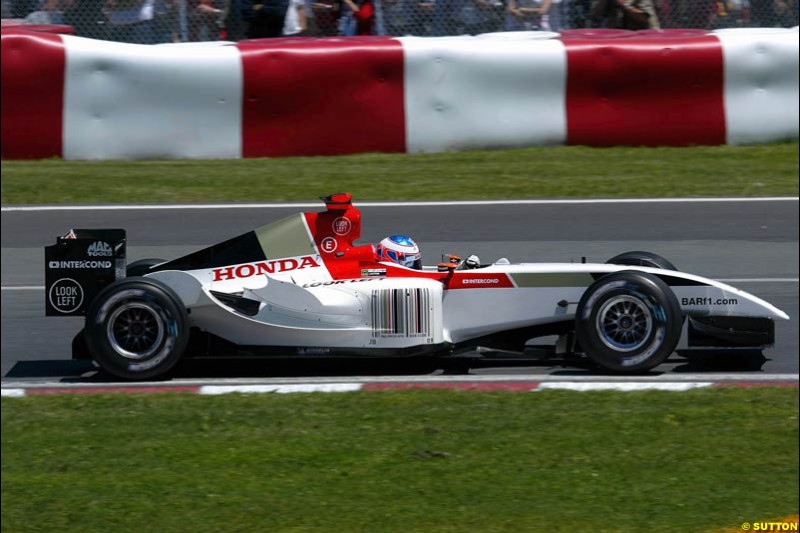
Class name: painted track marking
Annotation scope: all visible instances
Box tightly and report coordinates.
[3,377,798,397]
[717,278,799,283]
[2,197,798,212]
[536,382,713,391]
[4,373,798,389]
[199,384,363,394]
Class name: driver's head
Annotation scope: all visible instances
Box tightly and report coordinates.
[376,235,421,269]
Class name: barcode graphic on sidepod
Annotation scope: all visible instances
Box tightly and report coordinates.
[371,288,431,338]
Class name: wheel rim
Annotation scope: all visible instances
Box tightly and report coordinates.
[596,295,653,352]
[107,302,165,360]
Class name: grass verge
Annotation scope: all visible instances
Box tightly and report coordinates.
[2,388,798,532]
[2,143,797,204]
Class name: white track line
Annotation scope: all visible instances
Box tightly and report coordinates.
[2,197,798,212]
[717,278,799,283]
[199,384,363,395]
[3,278,798,292]
[537,382,714,391]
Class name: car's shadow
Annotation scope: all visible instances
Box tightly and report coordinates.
[5,358,452,382]
[672,349,769,373]
[3,350,769,383]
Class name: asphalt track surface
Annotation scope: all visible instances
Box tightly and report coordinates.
[2,199,798,383]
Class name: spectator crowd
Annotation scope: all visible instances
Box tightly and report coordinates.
[3,0,798,42]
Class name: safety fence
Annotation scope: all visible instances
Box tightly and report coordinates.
[2,0,798,43]
[1,27,798,159]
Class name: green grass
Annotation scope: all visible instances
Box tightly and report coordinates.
[2,143,797,204]
[2,388,797,533]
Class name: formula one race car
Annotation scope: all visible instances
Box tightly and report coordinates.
[45,194,789,380]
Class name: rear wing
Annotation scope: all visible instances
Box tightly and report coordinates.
[45,229,126,316]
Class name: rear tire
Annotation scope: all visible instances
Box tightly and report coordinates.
[576,271,682,373]
[84,277,189,380]
[606,251,677,271]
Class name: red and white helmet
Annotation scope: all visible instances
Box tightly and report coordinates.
[376,235,422,269]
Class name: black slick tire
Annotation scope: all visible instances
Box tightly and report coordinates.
[84,277,189,380]
[606,251,677,271]
[575,271,682,373]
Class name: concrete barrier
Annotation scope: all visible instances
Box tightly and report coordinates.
[1,28,797,160]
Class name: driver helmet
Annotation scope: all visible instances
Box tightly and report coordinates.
[376,235,422,269]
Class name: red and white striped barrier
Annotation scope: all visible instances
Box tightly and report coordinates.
[1,28,797,160]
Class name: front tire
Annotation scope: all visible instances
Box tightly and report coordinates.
[576,271,682,373]
[84,277,189,380]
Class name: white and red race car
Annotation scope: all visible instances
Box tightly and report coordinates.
[45,194,788,380]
